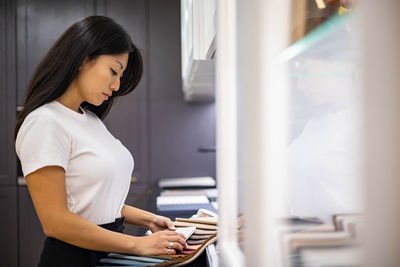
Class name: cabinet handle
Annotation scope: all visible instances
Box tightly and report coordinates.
[17,176,27,186]
[131,176,138,183]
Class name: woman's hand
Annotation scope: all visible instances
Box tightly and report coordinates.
[147,215,176,233]
[134,231,187,256]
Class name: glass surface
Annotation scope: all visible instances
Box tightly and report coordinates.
[282,11,363,267]
[285,11,362,220]
[230,2,362,264]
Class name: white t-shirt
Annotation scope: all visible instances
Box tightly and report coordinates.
[15,100,134,225]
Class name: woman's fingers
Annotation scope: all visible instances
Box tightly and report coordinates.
[154,215,176,230]
[165,218,176,230]
[166,233,187,248]
[164,240,184,251]
[140,230,187,255]
[164,248,177,255]
[164,230,186,240]
[159,232,187,251]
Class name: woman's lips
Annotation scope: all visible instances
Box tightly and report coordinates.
[103,93,109,100]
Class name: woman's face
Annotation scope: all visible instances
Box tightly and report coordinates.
[76,53,129,106]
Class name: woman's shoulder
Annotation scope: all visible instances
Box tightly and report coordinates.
[21,101,102,134]
[16,103,70,150]
[24,102,62,124]
[20,102,75,136]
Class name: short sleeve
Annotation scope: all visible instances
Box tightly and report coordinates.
[15,115,71,177]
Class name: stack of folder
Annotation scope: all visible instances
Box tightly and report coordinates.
[99,177,219,266]
[173,217,218,245]
[97,217,218,266]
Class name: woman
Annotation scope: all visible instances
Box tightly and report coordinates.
[15,16,186,267]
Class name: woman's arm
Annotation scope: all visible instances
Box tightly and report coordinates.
[121,205,176,232]
[27,166,186,255]
[121,205,156,228]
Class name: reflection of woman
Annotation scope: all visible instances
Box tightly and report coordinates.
[15,16,185,267]
[287,58,362,222]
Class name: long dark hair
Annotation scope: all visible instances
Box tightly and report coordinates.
[15,15,143,139]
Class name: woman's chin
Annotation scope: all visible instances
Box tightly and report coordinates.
[90,99,106,106]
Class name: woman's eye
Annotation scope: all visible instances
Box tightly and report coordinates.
[111,69,117,76]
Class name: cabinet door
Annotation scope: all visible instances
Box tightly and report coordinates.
[16,0,96,106]
[18,186,46,267]
[0,0,8,184]
[0,0,17,185]
[0,187,18,267]
[124,184,149,236]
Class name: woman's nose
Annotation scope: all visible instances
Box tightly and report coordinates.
[110,78,120,92]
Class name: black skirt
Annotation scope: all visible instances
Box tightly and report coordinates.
[38,217,125,267]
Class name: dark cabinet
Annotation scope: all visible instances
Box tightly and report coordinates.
[18,187,46,267]
[0,0,8,184]
[1,0,17,185]
[0,0,18,265]
[0,187,18,267]
[124,184,149,236]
